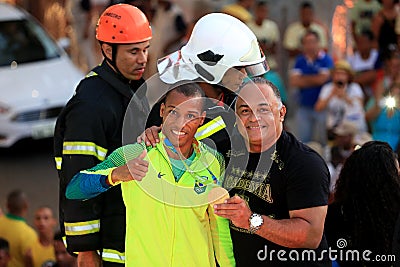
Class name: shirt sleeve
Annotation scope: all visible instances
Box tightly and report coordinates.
[318,84,332,100]
[269,21,280,43]
[349,83,364,99]
[285,151,330,211]
[66,143,145,200]
[290,56,303,75]
[283,24,298,50]
[323,54,334,69]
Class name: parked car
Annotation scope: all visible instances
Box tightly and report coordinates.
[0,2,83,147]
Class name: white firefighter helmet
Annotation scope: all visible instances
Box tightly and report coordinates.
[157,13,269,84]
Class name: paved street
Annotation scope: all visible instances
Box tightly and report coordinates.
[0,138,59,227]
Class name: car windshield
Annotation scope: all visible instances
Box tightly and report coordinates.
[0,19,61,66]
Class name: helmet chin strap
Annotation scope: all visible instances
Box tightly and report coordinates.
[100,43,127,81]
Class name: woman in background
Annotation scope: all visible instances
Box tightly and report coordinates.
[325,141,400,266]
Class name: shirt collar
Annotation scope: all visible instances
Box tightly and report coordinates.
[6,213,25,222]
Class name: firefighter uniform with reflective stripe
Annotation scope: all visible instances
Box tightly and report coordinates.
[54,60,149,266]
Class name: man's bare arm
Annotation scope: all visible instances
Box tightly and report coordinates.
[290,73,330,89]
[256,206,327,249]
[214,196,327,249]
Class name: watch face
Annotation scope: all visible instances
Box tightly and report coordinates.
[251,214,263,227]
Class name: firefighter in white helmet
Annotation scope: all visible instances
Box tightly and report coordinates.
[157,12,269,90]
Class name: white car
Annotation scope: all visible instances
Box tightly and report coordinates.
[0,2,84,147]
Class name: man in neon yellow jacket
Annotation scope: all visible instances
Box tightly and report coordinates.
[66,83,235,267]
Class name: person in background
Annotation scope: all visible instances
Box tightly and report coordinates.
[347,30,382,101]
[0,190,37,267]
[246,1,287,105]
[371,0,399,61]
[326,145,345,203]
[325,141,400,267]
[53,232,77,267]
[289,30,334,145]
[365,74,400,151]
[53,4,152,267]
[375,48,400,94]
[349,0,381,42]
[315,60,367,141]
[221,0,255,23]
[80,0,108,68]
[0,238,10,267]
[26,207,57,267]
[144,0,187,78]
[283,1,328,60]
[246,0,279,72]
[326,121,359,203]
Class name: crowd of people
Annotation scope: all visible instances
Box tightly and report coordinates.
[0,191,76,267]
[1,0,400,266]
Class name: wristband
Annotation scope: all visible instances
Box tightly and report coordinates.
[107,170,121,186]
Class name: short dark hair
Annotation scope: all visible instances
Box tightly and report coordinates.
[164,82,206,110]
[301,1,313,9]
[256,0,268,7]
[6,190,27,215]
[0,238,9,253]
[239,76,282,104]
[302,30,320,42]
[360,29,375,41]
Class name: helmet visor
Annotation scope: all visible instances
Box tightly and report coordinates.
[244,60,270,77]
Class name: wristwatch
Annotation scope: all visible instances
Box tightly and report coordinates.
[249,213,263,234]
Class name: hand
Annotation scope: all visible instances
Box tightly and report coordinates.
[214,195,252,229]
[374,83,386,101]
[137,125,161,147]
[24,248,33,267]
[77,251,101,267]
[333,86,346,98]
[111,150,148,182]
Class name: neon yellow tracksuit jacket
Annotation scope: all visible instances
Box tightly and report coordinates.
[121,139,235,266]
[68,135,236,266]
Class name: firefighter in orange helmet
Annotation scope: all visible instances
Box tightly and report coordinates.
[54,4,152,267]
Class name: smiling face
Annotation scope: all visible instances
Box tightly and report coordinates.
[103,41,150,80]
[160,90,205,155]
[236,81,286,153]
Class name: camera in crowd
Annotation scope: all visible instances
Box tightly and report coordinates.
[334,80,347,88]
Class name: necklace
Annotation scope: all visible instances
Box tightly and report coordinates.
[163,137,218,185]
